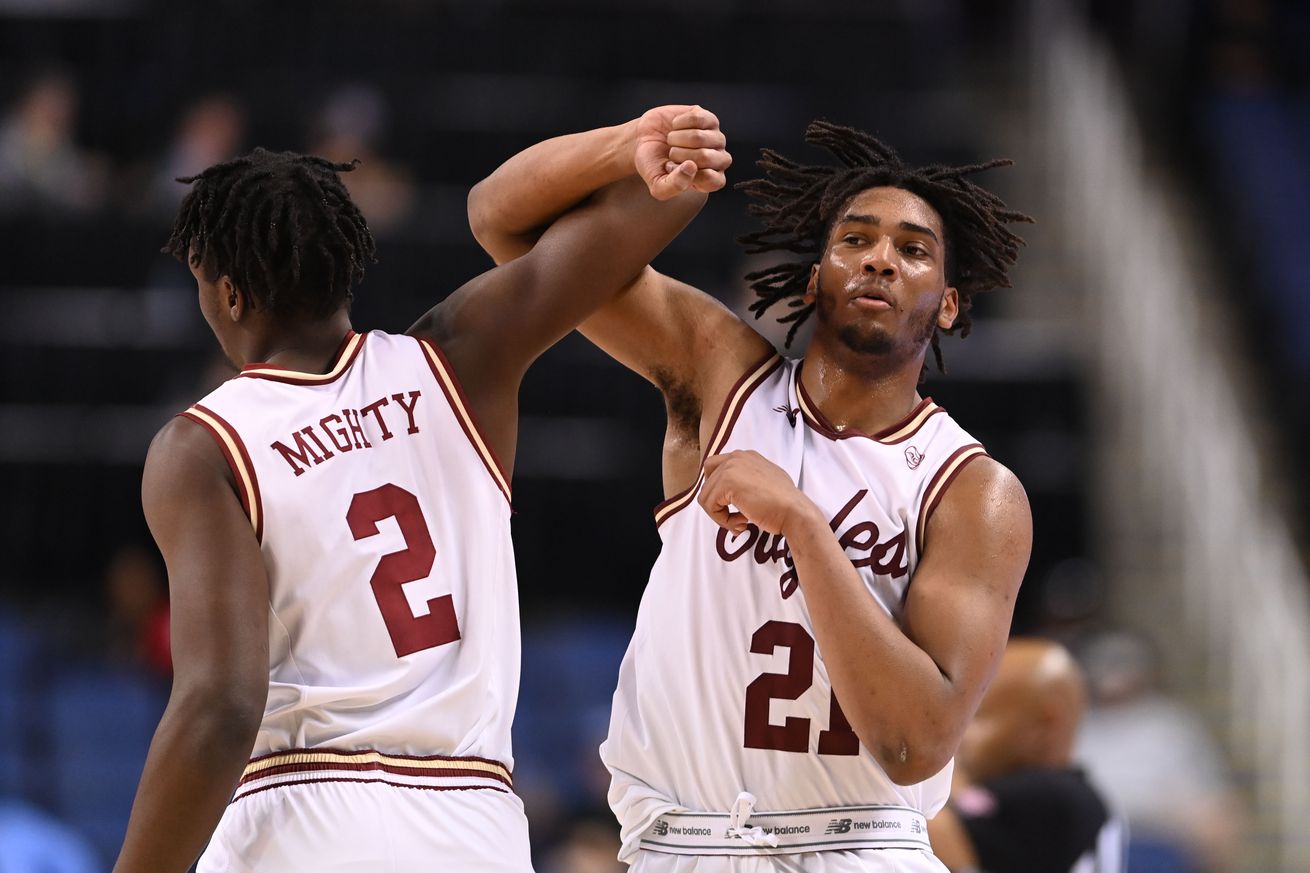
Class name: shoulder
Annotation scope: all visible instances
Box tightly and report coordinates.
[143,414,234,502]
[930,454,1029,530]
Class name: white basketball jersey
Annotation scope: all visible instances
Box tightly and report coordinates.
[601,353,989,860]
[181,330,519,777]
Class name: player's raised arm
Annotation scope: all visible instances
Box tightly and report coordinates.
[468,105,730,265]
[112,418,271,873]
[464,106,773,491]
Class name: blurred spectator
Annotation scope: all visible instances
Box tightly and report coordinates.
[1075,629,1244,873]
[309,83,415,236]
[929,637,1124,873]
[143,94,247,216]
[103,545,171,679]
[0,71,107,215]
[0,799,99,873]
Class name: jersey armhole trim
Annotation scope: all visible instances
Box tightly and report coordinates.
[654,351,782,529]
[915,443,987,557]
[416,337,513,505]
[179,404,264,543]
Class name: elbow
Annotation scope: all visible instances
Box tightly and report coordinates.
[857,720,958,786]
[169,678,265,752]
[877,748,954,787]
[467,181,493,246]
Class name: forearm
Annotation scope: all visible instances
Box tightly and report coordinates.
[112,691,261,873]
[468,119,638,263]
[783,504,962,782]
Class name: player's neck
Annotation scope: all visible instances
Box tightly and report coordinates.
[800,339,926,436]
[242,310,355,374]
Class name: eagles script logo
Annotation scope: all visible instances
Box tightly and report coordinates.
[904,446,924,470]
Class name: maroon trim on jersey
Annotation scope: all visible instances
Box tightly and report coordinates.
[235,776,510,802]
[244,746,513,772]
[915,442,988,558]
[653,351,783,529]
[416,337,513,506]
[236,330,365,385]
[796,368,943,444]
[178,404,265,543]
[241,760,512,788]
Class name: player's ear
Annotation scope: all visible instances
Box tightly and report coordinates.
[220,276,246,322]
[804,263,819,305]
[937,287,958,330]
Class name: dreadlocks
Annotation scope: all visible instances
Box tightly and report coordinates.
[164,148,376,320]
[737,122,1032,373]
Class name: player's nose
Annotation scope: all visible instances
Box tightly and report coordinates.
[862,237,897,277]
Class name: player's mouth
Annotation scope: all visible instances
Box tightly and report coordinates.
[850,285,894,310]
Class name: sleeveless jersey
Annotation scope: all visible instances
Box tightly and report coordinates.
[601,353,989,860]
[180,330,519,781]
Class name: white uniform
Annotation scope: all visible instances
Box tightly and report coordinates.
[601,353,989,872]
[180,330,531,872]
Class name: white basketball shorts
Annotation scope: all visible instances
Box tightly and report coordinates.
[197,780,534,872]
[629,848,949,873]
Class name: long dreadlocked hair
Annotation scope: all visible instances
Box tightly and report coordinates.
[164,148,376,319]
[737,121,1032,373]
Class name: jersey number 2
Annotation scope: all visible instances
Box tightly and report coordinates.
[347,483,461,658]
[744,620,859,755]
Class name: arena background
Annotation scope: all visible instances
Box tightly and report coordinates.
[0,0,1307,870]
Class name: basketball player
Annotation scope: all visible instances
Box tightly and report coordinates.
[110,105,731,873]
[929,638,1125,873]
[470,121,1033,871]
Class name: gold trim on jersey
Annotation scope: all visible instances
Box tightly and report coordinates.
[916,444,988,547]
[654,354,782,527]
[241,331,364,381]
[184,406,261,538]
[419,341,513,502]
[241,749,512,785]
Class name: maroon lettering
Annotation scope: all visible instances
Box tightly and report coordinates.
[828,489,867,532]
[301,426,336,462]
[344,409,371,449]
[754,532,789,566]
[320,414,354,453]
[391,391,422,435]
[271,429,327,476]
[713,487,908,597]
[867,530,908,578]
[716,524,759,561]
[269,388,423,478]
[361,397,395,441]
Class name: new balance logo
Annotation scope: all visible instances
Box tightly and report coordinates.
[910,819,923,835]
[773,405,799,427]
[825,818,853,835]
[652,820,669,836]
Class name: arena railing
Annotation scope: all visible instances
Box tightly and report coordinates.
[1026,3,1310,869]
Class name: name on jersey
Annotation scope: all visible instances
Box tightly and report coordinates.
[714,488,908,599]
[269,390,423,477]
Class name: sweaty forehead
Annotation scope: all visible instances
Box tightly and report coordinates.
[835,186,944,238]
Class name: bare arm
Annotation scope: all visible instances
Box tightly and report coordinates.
[698,451,1031,785]
[112,418,270,873]
[409,177,706,475]
[465,104,772,494]
[468,106,729,265]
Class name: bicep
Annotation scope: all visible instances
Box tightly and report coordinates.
[903,459,1032,707]
[143,420,269,701]
[580,267,771,394]
[410,178,704,386]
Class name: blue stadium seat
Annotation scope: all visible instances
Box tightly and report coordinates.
[46,666,166,866]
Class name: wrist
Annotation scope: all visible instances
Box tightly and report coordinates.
[780,495,826,542]
[606,118,641,180]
